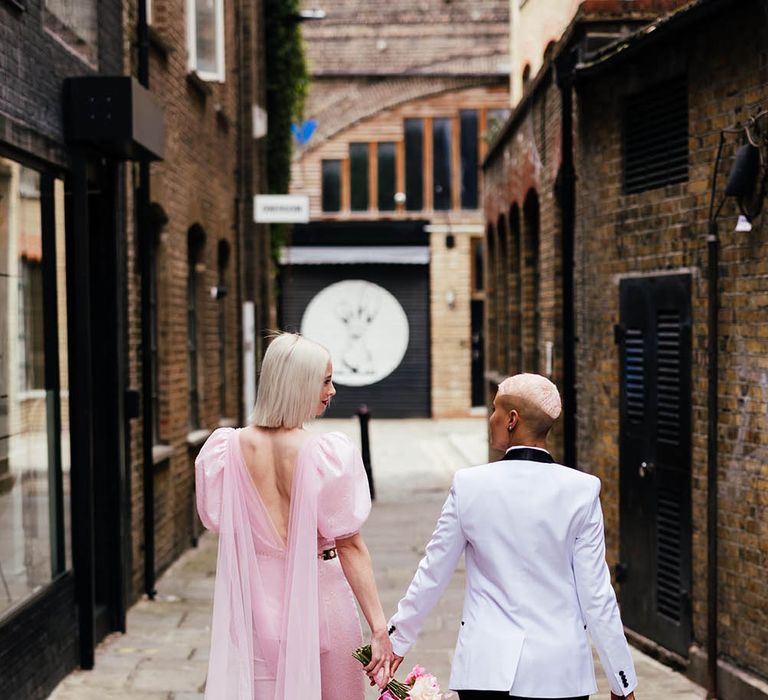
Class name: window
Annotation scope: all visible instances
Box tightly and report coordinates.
[349,143,369,212]
[217,240,230,417]
[187,226,206,429]
[404,119,424,211]
[460,110,479,210]
[187,0,225,81]
[377,142,396,212]
[19,260,45,391]
[623,76,688,194]
[44,0,98,64]
[0,161,71,615]
[432,118,453,211]
[321,160,342,212]
[149,212,162,444]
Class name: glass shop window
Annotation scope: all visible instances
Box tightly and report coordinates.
[0,160,71,617]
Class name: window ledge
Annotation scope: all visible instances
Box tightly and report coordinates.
[218,417,238,428]
[152,444,175,466]
[186,428,212,448]
[148,26,173,59]
[186,71,213,98]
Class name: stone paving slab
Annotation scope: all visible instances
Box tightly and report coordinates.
[48,418,706,700]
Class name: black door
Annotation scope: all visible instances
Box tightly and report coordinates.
[617,274,692,656]
[471,299,485,407]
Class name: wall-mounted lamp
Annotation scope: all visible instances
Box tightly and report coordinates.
[210,285,227,300]
[735,214,753,232]
[446,233,456,249]
[445,289,456,309]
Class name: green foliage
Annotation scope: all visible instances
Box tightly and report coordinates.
[265,0,308,195]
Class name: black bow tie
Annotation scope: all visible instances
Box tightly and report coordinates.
[501,448,554,464]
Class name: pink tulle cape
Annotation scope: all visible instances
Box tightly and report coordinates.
[195,428,371,700]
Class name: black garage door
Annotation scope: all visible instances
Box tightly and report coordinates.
[280,264,430,418]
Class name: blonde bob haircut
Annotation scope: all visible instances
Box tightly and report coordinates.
[251,332,331,429]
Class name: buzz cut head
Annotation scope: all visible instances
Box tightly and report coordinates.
[497,373,562,438]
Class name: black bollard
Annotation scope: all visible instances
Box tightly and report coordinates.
[355,404,375,500]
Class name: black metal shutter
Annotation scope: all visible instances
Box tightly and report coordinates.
[280,264,430,418]
[623,76,689,194]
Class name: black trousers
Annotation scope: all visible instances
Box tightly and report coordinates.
[458,692,588,700]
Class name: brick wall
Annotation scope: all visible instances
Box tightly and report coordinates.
[483,73,565,460]
[430,230,472,415]
[123,0,247,595]
[574,2,768,686]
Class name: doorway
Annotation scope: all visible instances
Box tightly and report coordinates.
[617,273,692,656]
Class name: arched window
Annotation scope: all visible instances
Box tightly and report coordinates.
[148,203,168,443]
[187,225,206,429]
[509,203,523,372]
[485,223,497,377]
[217,239,231,418]
[522,190,540,372]
[496,214,509,373]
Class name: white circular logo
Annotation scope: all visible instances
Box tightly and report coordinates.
[301,280,409,387]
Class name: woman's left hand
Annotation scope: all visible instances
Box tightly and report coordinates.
[364,628,395,688]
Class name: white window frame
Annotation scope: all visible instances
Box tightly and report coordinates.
[186,0,226,82]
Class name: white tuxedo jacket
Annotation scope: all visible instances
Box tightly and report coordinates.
[388,450,638,697]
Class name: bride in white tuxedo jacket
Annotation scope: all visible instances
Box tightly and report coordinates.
[387,374,638,700]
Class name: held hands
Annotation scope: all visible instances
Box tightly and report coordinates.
[364,628,395,689]
[391,653,404,678]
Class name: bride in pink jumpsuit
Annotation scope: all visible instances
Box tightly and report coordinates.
[195,333,394,700]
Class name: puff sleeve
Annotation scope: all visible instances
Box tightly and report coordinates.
[194,427,234,533]
[315,432,372,540]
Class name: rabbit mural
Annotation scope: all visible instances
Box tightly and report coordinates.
[301,279,410,387]
[335,284,382,377]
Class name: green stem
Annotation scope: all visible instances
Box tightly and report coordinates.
[352,645,412,699]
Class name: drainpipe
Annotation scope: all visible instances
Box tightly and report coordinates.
[706,219,718,699]
[705,132,726,700]
[137,0,156,599]
[556,49,577,469]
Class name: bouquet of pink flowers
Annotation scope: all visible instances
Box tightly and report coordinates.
[353,645,444,700]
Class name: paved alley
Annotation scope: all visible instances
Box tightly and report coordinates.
[49,418,706,700]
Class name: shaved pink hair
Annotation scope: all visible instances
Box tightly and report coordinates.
[497,373,562,420]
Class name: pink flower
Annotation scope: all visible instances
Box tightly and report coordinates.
[408,674,442,700]
[405,665,427,685]
[379,691,397,700]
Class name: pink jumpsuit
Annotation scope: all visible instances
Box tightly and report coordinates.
[195,428,370,700]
